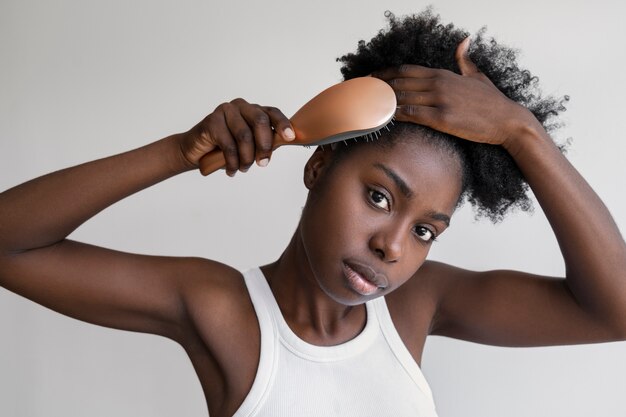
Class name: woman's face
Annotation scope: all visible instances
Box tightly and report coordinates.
[299,138,463,306]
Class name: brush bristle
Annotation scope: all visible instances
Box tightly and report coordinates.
[330,115,395,149]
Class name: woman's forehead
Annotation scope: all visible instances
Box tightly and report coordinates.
[342,137,462,178]
[337,139,464,209]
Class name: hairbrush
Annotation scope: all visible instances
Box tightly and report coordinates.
[198,76,397,176]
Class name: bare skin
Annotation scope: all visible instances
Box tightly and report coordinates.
[1,39,626,416]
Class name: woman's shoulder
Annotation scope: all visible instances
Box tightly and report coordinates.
[387,260,451,307]
[175,258,262,413]
[178,257,255,319]
[383,260,450,362]
[176,257,260,348]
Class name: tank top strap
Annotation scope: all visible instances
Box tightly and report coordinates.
[232,267,279,417]
[370,296,436,403]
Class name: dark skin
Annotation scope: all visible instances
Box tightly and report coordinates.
[1,39,626,416]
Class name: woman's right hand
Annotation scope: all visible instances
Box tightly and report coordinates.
[179,98,296,176]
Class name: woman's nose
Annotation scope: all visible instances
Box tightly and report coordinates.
[369,226,404,262]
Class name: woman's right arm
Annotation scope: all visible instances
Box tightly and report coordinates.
[0,99,294,343]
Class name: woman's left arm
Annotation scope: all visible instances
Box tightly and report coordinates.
[374,39,626,346]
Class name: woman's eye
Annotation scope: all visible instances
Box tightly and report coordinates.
[414,226,435,242]
[368,189,390,210]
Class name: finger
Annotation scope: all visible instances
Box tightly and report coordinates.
[225,100,259,173]
[395,91,437,107]
[455,37,480,76]
[372,64,438,81]
[386,77,435,93]
[239,104,275,168]
[223,101,257,174]
[394,104,442,127]
[263,106,295,142]
[207,106,239,176]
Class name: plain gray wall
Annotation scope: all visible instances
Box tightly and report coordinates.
[1,0,625,416]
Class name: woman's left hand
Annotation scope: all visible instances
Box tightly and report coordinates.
[372,38,538,147]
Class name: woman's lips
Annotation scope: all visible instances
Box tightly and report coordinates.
[342,260,389,296]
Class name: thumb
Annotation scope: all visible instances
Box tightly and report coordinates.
[455,37,480,76]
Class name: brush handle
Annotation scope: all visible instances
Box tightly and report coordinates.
[198,149,227,176]
[198,132,288,176]
[198,77,396,176]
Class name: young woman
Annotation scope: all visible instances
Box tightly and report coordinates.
[1,10,625,417]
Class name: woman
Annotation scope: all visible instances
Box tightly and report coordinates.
[1,10,625,417]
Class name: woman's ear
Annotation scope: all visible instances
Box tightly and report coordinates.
[303,146,333,190]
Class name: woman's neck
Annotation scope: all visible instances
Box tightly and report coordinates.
[260,227,367,346]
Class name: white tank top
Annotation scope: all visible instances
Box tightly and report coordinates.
[231,267,439,417]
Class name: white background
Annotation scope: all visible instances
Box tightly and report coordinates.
[1,0,625,416]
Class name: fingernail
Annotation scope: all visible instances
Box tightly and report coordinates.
[227,170,236,177]
[241,167,249,173]
[284,127,295,141]
[258,158,269,167]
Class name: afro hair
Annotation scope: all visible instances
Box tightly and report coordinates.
[335,8,569,222]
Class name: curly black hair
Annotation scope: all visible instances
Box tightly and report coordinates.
[334,8,569,222]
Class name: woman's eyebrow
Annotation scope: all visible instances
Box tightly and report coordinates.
[427,211,451,227]
[373,163,414,199]
[373,163,450,227]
